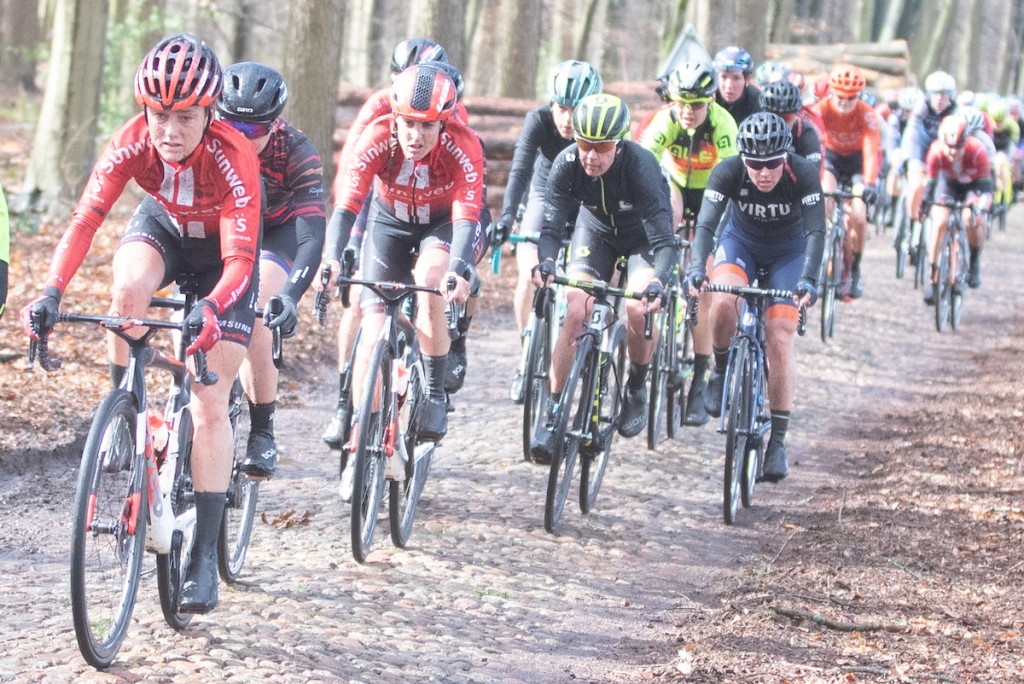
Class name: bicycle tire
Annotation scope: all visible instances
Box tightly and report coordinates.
[545,334,595,533]
[935,234,952,333]
[951,232,968,330]
[218,378,259,583]
[820,229,839,343]
[914,220,928,290]
[741,358,769,508]
[646,308,669,450]
[724,338,753,525]
[350,337,391,562]
[389,339,434,548]
[156,406,195,631]
[670,296,694,439]
[70,390,146,669]
[581,324,626,513]
[522,309,551,462]
[894,199,909,279]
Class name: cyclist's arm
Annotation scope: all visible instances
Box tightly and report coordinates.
[687,162,735,274]
[632,146,679,283]
[861,106,883,185]
[793,158,827,283]
[446,125,486,277]
[325,208,357,263]
[709,104,739,159]
[500,109,547,221]
[537,151,577,263]
[278,137,327,302]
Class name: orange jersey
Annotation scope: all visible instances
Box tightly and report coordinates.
[810,98,883,184]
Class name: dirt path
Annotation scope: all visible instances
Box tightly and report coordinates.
[3,208,1024,682]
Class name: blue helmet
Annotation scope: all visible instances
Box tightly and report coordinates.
[713,46,753,74]
[547,60,603,107]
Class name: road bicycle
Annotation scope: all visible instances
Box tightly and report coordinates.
[707,273,806,525]
[29,283,276,668]
[930,200,972,332]
[539,274,649,533]
[334,275,458,562]
[818,186,859,343]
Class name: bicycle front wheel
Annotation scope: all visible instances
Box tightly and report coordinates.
[724,339,754,525]
[351,337,391,562]
[894,200,909,279]
[70,390,146,669]
[935,237,952,333]
[522,309,551,461]
[389,343,434,548]
[545,334,595,533]
[819,230,840,343]
[219,378,259,583]
[646,308,669,450]
[156,406,195,631]
[951,233,968,330]
[581,324,626,513]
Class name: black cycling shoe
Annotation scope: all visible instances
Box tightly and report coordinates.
[705,369,725,418]
[445,342,468,394]
[322,397,351,449]
[414,396,448,442]
[848,270,864,299]
[529,425,557,465]
[240,430,277,479]
[618,386,648,438]
[759,441,789,483]
[923,283,936,306]
[968,264,982,289]
[682,380,710,426]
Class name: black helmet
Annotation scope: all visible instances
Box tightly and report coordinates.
[390,37,448,74]
[759,80,803,114]
[423,60,464,99]
[666,61,718,100]
[737,112,792,157]
[217,61,287,123]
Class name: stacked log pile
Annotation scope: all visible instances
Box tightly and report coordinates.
[764,39,913,90]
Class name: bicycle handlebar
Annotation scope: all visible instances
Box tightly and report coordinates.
[491,233,540,274]
[705,283,808,337]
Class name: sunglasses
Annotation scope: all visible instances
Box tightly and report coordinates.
[576,139,618,154]
[742,154,786,171]
[834,94,859,103]
[673,97,711,108]
[225,119,274,140]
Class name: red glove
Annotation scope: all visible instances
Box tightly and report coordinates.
[184,299,222,356]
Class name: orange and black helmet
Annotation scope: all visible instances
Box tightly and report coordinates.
[391,64,458,122]
[135,33,222,111]
[829,64,866,98]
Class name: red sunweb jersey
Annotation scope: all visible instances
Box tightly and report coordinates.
[335,87,470,203]
[925,136,991,184]
[46,114,263,312]
[332,114,484,226]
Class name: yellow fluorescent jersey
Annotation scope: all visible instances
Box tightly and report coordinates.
[639,101,738,190]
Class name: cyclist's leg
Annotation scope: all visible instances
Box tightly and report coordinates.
[966,191,988,287]
[237,248,289,477]
[704,226,752,416]
[446,219,490,396]
[924,202,951,304]
[514,192,544,335]
[680,188,712,425]
[619,257,658,438]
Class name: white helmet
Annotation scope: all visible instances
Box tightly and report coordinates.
[924,70,956,95]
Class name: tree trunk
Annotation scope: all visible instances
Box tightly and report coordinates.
[408,0,467,70]
[283,0,344,189]
[877,0,908,42]
[6,0,41,92]
[343,0,377,86]
[495,0,542,98]
[20,0,108,217]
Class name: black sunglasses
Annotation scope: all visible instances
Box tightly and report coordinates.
[742,155,786,171]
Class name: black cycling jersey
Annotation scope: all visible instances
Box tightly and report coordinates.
[717,84,763,125]
[689,154,826,285]
[790,116,824,170]
[540,140,677,283]
[500,105,574,221]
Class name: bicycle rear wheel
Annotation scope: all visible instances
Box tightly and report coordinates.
[350,338,391,562]
[724,339,753,525]
[545,334,595,533]
[522,308,552,461]
[913,220,928,290]
[581,324,626,513]
[670,296,693,439]
[894,199,909,279]
[819,230,839,343]
[156,406,195,631]
[70,390,146,669]
[951,232,968,330]
[219,378,259,583]
[646,308,669,450]
[741,360,770,508]
[389,342,434,547]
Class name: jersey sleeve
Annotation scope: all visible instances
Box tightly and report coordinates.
[501,108,547,219]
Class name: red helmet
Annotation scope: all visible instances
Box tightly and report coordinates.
[135,33,222,111]
[829,64,866,97]
[939,115,969,148]
[391,64,457,122]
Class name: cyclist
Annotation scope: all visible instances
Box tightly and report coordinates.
[901,70,959,259]
[494,59,602,402]
[986,97,1019,212]
[216,62,326,480]
[810,64,882,299]
[321,37,460,450]
[713,46,763,125]
[317,63,479,442]
[921,115,992,303]
[0,180,8,320]
[684,112,824,483]
[760,78,825,175]
[880,86,923,222]
[20,33,263,614]
[530,94,677,462]
[638,61,737,426]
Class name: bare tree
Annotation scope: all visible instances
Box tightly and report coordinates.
[408,0,468,70]
[283,0,344,186]
[20,0,109,217]
[5,0,42,92]
[494,0,542,98]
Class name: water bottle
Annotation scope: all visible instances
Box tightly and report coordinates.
[144,410,174,554]
[393,356,409,397]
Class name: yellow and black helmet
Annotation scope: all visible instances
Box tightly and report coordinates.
[571,93,631,142]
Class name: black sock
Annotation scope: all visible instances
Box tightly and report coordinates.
[450,331,467,353]
[769,410,790,445]
[713,348,729,373]
[110,363,126,389]
[337,370,349,401]
[457,314,473,337]
[423,355,448,399]
[852,252,862,275]
[692,354,710,383]
[627,363,649,391]
[970,246,981,268]
[249,400,276,435]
